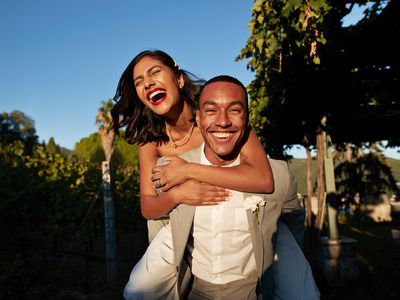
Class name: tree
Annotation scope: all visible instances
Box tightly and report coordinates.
[237,0,332,154]
[74,133,105,163]
[237,0,399,154]
[95,99,117,285]
[0,110,38,154]
[74,133,138,166]
[237,0,399,279]
[237,0,334,250]
[237,0,399,216]
[335,145,400,200]
[46,137,61,154]
[96,100,115,162]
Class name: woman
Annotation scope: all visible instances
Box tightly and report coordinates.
[111,50,319,299]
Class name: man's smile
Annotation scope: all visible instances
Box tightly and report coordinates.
[210,131,236,140]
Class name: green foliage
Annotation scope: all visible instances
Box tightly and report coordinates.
[0,141,101,240]
[113,136,139,166]
[335,153,400,199]
[46,137,61,154]
[74,133,105,163]
[74,133,138,167]
[237,0,331,157]
[0,111,142,297]
[239,0,330,71]
[96,99,115,162]
[0,111,38,154]
[113,164,144,229]
[0,138,142,250]
[95,99,114,132]
[237,0,399,157]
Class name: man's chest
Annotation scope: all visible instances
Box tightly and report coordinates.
[193,190,251,245]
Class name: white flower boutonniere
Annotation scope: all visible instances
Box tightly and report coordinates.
[244,195,266,224]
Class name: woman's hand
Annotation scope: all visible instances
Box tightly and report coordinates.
[151,156,191,192]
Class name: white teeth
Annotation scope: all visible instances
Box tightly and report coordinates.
[212,132,233,138]
[149,90,165,101]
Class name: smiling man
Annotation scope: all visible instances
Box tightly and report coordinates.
[124,75,318,300]
[166,76,310,299]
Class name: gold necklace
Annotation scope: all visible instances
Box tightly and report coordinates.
[167,123,195,148]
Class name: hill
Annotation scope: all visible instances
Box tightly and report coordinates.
[288,157,400,195]
[60,146,73,156]
[387,157,400,182]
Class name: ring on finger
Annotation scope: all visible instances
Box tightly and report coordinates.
[155,179,161,187]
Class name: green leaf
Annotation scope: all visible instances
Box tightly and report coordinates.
[256,37,264,52]
[257,14,264,24]
[248,20,255,32]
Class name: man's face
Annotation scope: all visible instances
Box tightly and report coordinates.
[196,81,248,166]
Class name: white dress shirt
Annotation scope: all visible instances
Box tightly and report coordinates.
[189,145,256,284]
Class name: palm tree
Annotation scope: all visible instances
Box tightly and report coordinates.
[96,99,117,285]
[96,100,115,162]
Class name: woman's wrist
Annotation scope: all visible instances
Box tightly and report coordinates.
[166,188,180,206]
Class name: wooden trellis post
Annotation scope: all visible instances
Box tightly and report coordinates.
[102,161,117,285]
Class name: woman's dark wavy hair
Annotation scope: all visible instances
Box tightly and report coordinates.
[111,50,204,145]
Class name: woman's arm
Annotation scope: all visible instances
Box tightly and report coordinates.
[139,143,228,220]
[139,143,176,219]
[152,129,274,193]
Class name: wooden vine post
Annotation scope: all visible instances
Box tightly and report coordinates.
[102,160,117,285]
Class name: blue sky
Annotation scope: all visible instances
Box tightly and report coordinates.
[1,0,397,158]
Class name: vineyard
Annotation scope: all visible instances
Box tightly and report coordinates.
[0,130,144,298]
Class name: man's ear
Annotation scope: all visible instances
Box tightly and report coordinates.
[195,111,200,128]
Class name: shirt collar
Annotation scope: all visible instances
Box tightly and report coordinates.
[200,143,240,167]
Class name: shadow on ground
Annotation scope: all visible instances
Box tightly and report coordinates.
[1,218,399,299]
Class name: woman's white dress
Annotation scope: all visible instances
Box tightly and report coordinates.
[124,220,320,300]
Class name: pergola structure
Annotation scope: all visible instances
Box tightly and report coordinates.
[330,0,400,144]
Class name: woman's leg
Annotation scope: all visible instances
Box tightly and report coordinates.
[272,221,320,300]
[147,217,170,243]
[124,223,178,300]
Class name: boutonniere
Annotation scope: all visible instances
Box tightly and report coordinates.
[244,195,266,224]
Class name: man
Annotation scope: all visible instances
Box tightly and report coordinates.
[169,76,307,299]
[124,75,317,300]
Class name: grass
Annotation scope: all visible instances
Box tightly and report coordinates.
[318,218,400,300]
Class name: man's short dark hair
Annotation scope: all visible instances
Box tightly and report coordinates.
[199,75,248,109]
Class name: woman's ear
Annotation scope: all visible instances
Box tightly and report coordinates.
[178,75,184,89]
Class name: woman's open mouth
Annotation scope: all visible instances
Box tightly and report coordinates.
[147,88,167,106]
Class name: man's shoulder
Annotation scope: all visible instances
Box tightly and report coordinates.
[177,146,202,162]
[268,158,289,172]
[268,158,295,187]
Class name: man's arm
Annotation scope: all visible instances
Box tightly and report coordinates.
[280,164,306,247]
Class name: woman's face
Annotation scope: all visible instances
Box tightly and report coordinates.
[133,56,184,117]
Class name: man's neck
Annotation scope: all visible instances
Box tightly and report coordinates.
[203,147,240,167]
